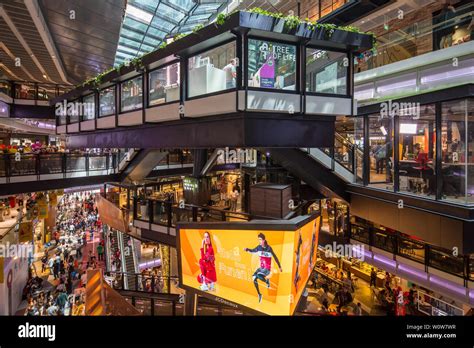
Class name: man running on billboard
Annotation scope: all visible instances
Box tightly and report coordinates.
[244,233,282,303]
[294,230,302,293]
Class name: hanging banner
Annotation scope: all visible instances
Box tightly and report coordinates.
[38,202,48,219]
[49,192,58,206]
[18,221,33,243]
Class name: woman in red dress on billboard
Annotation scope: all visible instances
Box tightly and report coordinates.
[197,231,217,291]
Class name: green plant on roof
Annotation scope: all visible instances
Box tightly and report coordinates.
[172,32,188,42]
[193,23,204,33]
[283,14,301,30]
[216,12,227,25]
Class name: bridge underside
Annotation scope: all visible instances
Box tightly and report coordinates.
[65,113,335,149]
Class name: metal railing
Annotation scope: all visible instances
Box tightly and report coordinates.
[133,197,273,228]
[350,222,473,281]
[105,271,179,294]
[0,152,120,178]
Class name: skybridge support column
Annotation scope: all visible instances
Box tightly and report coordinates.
[183,149,211,206]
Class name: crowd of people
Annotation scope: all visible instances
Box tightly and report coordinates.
[1,140,120,156]
[24,192,103,316]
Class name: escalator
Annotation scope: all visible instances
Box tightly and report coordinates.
[119,149,168,183]
[264,132,361,203]
[118,232,138,290]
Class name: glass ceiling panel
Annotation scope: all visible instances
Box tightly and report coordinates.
[123,17,149,33]
[129,0,159,13]
[114,0,228,66]
[157,3,186,24]
[164,0,195,12]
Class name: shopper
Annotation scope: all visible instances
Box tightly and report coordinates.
[97,243,104,261]
[370,268,377,287]
[354,302,363,316]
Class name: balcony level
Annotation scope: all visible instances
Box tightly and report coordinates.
[54,11,373,149]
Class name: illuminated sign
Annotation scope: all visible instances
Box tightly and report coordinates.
[177,215,320,315]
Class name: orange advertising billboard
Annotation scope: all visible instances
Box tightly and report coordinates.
[177,215,320,315]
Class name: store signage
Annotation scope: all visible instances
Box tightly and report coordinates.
[216,147,256,166]
[183,177,199,191]
[177,215,321,315]
[259,42,296,62]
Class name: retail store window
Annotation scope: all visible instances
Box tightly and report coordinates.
[68,98,80,124]
[99,86,116,117]
[440,99,471,204]
[38,85,57,100]
[368,114,394,191]
[306,48,347,95]
[82,94,96,120]
[188,41,237,98]
[398,104,436,198]
[149,62,180,106]
[120,76,143,112]
[248,38,296,91]
[0,80,10,96]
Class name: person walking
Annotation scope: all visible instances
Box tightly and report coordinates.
[370,268,377,287]
[97,243,104,261]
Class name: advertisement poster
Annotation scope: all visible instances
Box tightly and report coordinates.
[38,202,48,219]
[178,216,320,315]
[18,221,33,243]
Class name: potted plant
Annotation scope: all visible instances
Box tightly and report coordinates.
[240,9,276,31]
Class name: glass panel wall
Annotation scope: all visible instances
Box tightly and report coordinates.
[306,48,347,95]
[354,117,364,184]
[68,99,80,123]
[441,100,467,203]
[248,39,296,90]
[368,114,393,190]
[121,76,143,112]
[149,62,180,106]
[99,87,116,117]
[82,94,96,120]
[468,99,474,204]
[188,41,236,98]
[15,83,35,99]
[37,85,57,100]
[398,104,436,198]
[0,80,10,96]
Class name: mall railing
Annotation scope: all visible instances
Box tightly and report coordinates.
[0,80,72,101]
[133,197,275,228]
[0,152,121,178]
[154,150,193,170]
[105,271,179,295]
[417,289,465,316]
[350,221,473,281]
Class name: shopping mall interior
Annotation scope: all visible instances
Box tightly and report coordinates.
[0,0,473,324]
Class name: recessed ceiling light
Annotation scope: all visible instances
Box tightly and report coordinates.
[42,74,47,78]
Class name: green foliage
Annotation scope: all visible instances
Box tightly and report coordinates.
[247,7,283,19]
[172,33,188,42]
[193,23,204,33]
[284,15,301,30]
[158,41,167,49]
[216,13,227,25]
